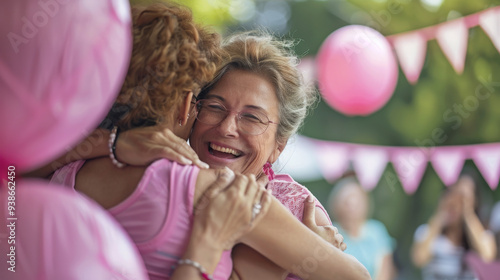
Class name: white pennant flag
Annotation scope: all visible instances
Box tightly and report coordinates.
[436,19,469,74]
[430,148,466,186]
[392,32,427,84]
[479,8,500,53]
[315,142,349,183]
[471,145,500,190]
[353,147,389,190]
[391,148,429,194]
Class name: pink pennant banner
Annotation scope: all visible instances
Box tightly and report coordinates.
[391,148,429,194]
[479,8,500,53]
[315,141,349,182]
[299,136,500,193]
[430,147,467,186]
[436,19,469,74]
[387,6,500,80]
[471,144,500,190]
[392,33,427,84]
[352,147,389,191]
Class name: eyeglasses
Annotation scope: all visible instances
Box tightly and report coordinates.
[195,99,278,135]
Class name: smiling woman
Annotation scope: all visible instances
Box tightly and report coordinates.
[28,3,369,279]
[188,32,345,280]
[191,69,282,176]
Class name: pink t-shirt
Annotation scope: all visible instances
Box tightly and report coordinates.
[50,159,232,280]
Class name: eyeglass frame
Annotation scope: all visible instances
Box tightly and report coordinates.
[193,98,279,135]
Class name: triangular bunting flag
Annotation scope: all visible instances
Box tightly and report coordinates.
[392,32,427,84]
[436,19,469,74]
[315,142,349,182]
[479,8,500,53]
[353,147,389,191]
[391,148,428,194]
[430,148,466,186]
[471,144,500,190]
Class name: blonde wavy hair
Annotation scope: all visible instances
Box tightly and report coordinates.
[112,2,222,130]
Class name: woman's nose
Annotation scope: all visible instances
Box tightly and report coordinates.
[217,113,239,137]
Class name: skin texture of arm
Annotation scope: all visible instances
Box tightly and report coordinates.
[238,196,370,280]
[24,127,208,178]
[193,170,370,280]
[411,215,443,267]
[374,254,396,280]
[463,211,497,261]
[230,194,344,280]
[171,168,272,280]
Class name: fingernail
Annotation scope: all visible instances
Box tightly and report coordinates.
[197,160,209,169]
[181,157,192,165]
[223,166,235,180]
[307,194,314,203]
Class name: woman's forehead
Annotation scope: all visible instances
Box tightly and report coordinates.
[207,70,279,111]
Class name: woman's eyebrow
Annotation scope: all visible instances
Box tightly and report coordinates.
[206,94,267,111]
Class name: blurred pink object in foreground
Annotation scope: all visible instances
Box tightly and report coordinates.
[0,0,132,172]
[0,180,148,280]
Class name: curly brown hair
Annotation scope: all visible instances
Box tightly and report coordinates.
[112,2,222,130]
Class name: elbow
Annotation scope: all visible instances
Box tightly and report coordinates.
[358,266,371,280]
[350,257,371,280]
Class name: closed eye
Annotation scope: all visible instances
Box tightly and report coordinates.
[241,112,265,123]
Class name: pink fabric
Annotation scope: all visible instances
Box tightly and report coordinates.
[50,159,232,280]
[465,252,500,280]
[267,174,332,280]
[268,174,332,223]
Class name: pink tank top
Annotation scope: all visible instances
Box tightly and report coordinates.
[50,159,232,280]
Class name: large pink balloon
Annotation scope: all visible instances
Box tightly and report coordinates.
[316,25,398,116]
[0,0,132,172]
[0,181,148,280]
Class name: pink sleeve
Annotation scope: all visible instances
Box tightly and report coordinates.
[268,174,332,225]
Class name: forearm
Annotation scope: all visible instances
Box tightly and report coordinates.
[241,197,370,280]
[170,230,224,280]
[375,254,395,280]
[412,219,441,267]
[464,212,497,261]
[23,128,110,178]
[232,244,287,280]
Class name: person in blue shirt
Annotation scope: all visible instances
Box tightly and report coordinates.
[328,177,397,280]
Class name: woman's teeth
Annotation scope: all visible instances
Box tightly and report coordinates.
[210,143,241,156]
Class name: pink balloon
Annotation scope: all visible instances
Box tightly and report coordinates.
[316,25,398,116]
[0,180,148,280]
[0,0,132,172]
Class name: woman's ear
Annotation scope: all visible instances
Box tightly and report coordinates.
[178,91,194,126]
[268,140,286,164]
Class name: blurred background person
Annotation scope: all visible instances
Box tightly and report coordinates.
[328,176,397,280]
[490,200,500,260]
[411,174,496,280]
